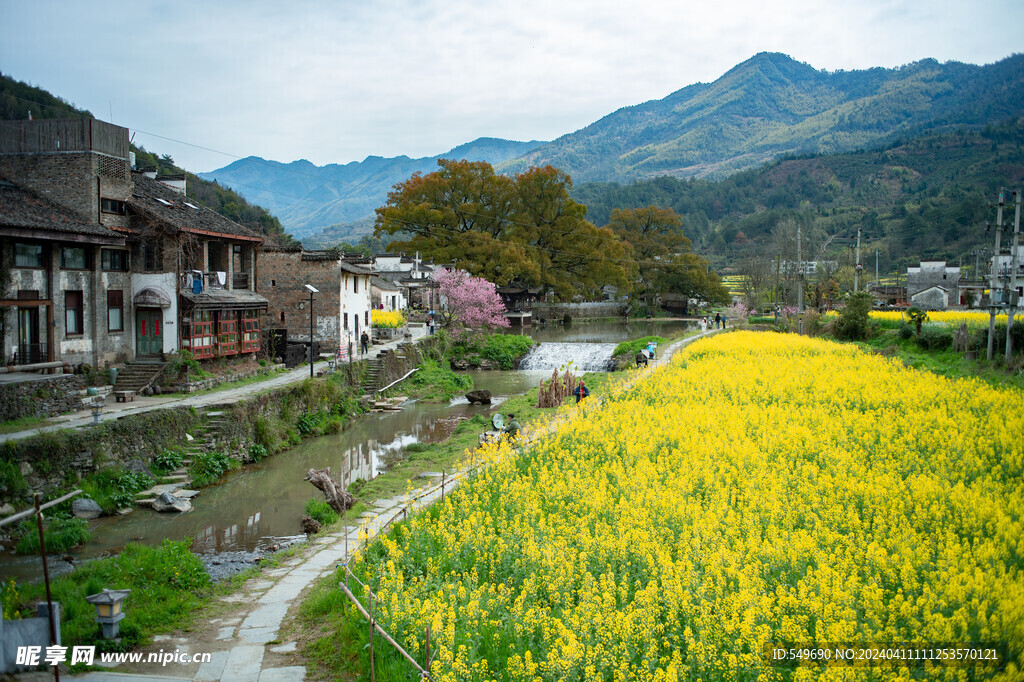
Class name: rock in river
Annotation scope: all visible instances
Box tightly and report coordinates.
[152,491,192,513]
[465,389,492,404]
[72,497,103,519]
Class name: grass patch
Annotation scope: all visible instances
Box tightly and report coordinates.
[612,335,668,357]
[0,415,50,435]
[14,540,210,652]
[403,357,473,402]
[80,468,155,514]
[15,514,91,555]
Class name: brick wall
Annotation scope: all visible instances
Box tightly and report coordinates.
[259,251,342,348]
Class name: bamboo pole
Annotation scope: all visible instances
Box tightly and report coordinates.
[338,581,433,678]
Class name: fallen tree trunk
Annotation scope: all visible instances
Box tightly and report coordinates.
[304,467,354,513]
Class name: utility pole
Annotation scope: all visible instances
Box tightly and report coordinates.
[854,225,863,293]
[797,224,804,333]
[775,252,781,305]
[988,192,1006,361]
[1005,191,1022,360]
[874,249,879,290]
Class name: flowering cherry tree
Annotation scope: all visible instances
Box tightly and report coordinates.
[433,268,509,341]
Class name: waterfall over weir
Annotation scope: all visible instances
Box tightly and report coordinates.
[518,342,619,372]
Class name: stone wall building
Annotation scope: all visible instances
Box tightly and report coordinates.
[259,247,374,355]
[0,119,133,368]
[906,261,960,310]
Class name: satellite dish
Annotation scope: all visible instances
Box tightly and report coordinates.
[491,413,504,430]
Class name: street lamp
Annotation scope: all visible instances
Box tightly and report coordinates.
[305,284,319,377]
[85,588,131,639]
[90,399,105,425]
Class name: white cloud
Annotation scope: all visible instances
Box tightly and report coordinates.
[1,0,1020,171]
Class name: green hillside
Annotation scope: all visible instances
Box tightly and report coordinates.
[0,72,294,244]
[504,53,1024,184]
[574,117,1024,278]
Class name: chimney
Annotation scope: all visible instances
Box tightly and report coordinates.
[129,151,136,169]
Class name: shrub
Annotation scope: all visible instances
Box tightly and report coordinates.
[248,442,268,462]
[0,459,27,500]
[304,498,339,527]
[831,292,875,341]
[81,468,154,513]
[152,449,185,474]
[188,450,233,488]
[897,321,914,339]
[916,324,954,351]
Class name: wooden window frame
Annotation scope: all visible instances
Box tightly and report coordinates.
[107,290,124,332]
[65,290,84,336]
[217,313,239,356]
[241,310,260,353]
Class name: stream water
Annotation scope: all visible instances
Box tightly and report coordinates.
[2,319,696,580]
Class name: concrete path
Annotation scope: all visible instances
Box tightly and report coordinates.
[0,325,430,445]
[69,471,465,681]
[56,324,728,681]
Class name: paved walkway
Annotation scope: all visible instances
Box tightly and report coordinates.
[41,325,729,681]
[0,326,430,445]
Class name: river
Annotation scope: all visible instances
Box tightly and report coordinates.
[2,319,696,580]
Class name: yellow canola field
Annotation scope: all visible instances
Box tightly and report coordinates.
[372,309,406,328]
[354,332,1024,680]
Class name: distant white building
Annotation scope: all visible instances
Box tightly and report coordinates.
[907,261,960,310]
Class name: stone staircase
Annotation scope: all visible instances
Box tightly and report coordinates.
[361,356,384,393]
[134,408,229,508]
[114,360,168,394]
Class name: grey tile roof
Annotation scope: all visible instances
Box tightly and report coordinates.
[129,172,263,241]
[0,177,123,241]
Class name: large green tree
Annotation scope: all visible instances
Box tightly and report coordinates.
[608,206,728,308]
[375,160,627,300]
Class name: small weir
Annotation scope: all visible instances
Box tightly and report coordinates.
[518,342,619,371]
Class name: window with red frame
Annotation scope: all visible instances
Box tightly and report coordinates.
[217,313,239,356]
[183,310,214,359]
[241,310,260,353]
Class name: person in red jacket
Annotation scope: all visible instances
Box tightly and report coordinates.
[574,380,590,404]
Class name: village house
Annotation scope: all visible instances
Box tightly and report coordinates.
[906,261,961,310]
[0,118,269,371]
[127,170,267,361]
[0,119,135,368]
[370,275,405,312]
[373,252,437,309]
[259,246,374,356]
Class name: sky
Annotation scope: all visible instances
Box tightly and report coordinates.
[1,0,1021,173]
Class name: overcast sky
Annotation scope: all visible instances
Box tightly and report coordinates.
[1,0,1021,173]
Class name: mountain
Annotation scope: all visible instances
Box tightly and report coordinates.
[200,137,544,240]
[501,52,1024,183]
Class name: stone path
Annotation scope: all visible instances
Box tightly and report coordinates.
[57,325,729,681]
[0,326,430,445]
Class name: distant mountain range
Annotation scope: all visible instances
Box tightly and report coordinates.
[202,52,1024,245]
[199,138,543,241]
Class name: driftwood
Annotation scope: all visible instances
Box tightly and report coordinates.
[536,366,578,408]
[304,467,354,514]
[301,515,322,536]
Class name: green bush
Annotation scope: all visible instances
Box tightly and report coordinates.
[188,450,233,487]
[897,321,914,339]
[15,515,91,555]
[248,442,268,462]
[480,334,535,369]
[304,498,339,527]
[916,324,954,351]
[407,358,473,401]
[0,459,27,500]
[152,449,184,474]
[831,292,875,341]
[81,468,154,513]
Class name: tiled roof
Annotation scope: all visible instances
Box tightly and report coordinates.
[371,275,401,290]
[0,177,123,242]
[340,260,374,275]
[129,171,263,241]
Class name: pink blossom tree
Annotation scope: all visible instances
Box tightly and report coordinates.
[433,268,510,341]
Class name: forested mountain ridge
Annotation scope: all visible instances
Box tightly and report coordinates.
[200,137,545,239]
[0,72,294,244]
[573,117,1024,276]
[502,52,1024,184]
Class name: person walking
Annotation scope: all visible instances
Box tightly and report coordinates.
[574,380,590,404]
[722,313,727,328]
[360,330,369,355]
[715,313,721,329]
